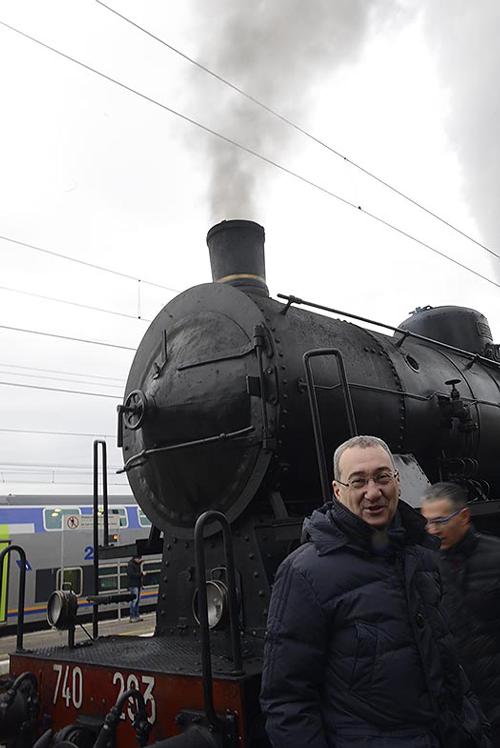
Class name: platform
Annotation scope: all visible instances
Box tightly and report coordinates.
[0,612,155,673]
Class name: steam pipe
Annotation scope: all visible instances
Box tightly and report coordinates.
[32,729,53,748]
[0,672,37,714]
[93,688,150,748]
[279,293,500,369]
[0,672,38,744]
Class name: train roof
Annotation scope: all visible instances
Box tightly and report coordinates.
[0,494,135,506]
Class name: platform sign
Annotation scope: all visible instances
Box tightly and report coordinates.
[80,515,120,530]
[62,514,120,531]
[65,514,80,530]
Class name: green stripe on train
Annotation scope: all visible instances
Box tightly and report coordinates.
[0,525,9,623]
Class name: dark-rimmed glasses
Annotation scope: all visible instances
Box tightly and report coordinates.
[336,471,398,491]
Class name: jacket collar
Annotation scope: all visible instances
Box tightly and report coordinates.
[302,498,437,556]
[442,526,478,558]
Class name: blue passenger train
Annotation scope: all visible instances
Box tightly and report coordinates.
[0,494,160,630]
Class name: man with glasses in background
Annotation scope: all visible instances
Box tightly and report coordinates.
[261,435,490,747]
[422,482,500,744]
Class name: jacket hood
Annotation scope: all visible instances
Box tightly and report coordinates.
[302,499,437,556]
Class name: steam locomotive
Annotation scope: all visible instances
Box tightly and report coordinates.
[2,219,500,747]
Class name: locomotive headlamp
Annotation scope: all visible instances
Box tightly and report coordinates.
[47,590,78,630]
[193,580,228,630]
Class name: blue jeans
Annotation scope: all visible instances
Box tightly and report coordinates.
[129,587,140,619]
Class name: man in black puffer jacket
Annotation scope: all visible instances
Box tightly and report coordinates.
[260,435,490,748]
[422,482,500,745]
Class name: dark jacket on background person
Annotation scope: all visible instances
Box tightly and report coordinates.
[440,528,500,738]
[260,500,490,748]
[126,558,143,589]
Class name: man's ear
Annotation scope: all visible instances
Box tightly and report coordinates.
[461,507,471,527]
[332,481,341,500]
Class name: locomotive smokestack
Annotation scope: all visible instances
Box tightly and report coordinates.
[206,219,269,297]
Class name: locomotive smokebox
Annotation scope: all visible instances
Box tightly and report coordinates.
[207,219,269,297]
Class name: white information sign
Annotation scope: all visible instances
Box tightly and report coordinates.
[63,515,120,531]
[79,515,120,530]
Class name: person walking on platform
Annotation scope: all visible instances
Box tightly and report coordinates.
[127,554,144,623]
[261,435,490,747]
[422,482,500,745]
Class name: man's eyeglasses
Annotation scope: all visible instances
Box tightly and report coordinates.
[336,471,398,491]
[424,508,463,527]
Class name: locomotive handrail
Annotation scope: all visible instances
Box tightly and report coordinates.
[119,425,255,473]
[279,294,500,369]
[0,544,28,651]
[92,439,109,639]
[303,349,358,503]
[254,323,272,450]
[177,340,255,370]
[310,378,500,411]
[85,592,134,605]
[194,510,243,728]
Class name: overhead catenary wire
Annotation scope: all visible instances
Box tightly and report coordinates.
[1,461,122,470]
[0,427,114,438]
[0,380,120,399]
[0,234,180,294]
[0,323,136,351]
[0,283,152,322]
[1,19,499,292]
[0,361,124,383]
[1,470,124,478]
[0,368,124,389]
[97,0,500,265]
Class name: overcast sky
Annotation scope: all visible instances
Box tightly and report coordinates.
[1,0,499,496]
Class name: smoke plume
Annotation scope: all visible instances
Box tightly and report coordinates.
[421,1,500,267]
[190,0,398,218]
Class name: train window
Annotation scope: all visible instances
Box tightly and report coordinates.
[111,507,128,528]
[44,507,81,531]
[119,573,128,590]
[138,509,151,528]
[143,561,161,588]
[56,567,82,596]
[98,565,119,593]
